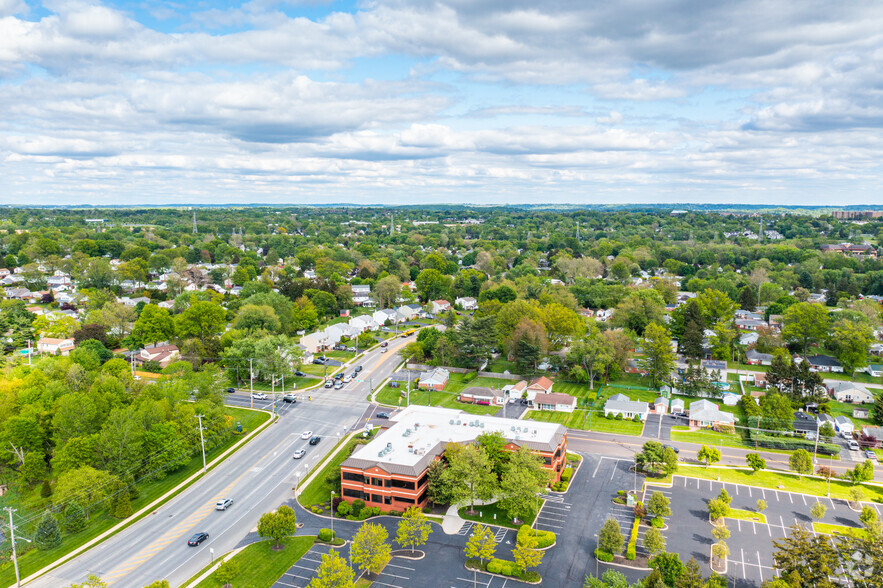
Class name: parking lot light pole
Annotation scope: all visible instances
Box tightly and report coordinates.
[330,491,335,538]
[594,533,599,578]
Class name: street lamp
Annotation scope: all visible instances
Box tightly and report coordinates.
[330,490,336,538]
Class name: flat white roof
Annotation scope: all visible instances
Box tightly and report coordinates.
[351,405,564,470]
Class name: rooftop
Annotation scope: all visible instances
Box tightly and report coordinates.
[344,405,565,475]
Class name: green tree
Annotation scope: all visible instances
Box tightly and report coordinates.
[512,534,544,575]
[34,512,62,550]
[638,323,675,388]
[132,305,175,345]
[67,574,108,588]
[711,525,730,542]
[811,501,827,521]
[696,445,721,468]
[648,552,685,587]
[771,524,840,588]
[426,460,453,506]
[443,443,498,513]
[643,527,666,557]
[756,499,768,513]
[309,549,354,588]
[256,505,297,548]
[646,491,671,519]
[789,449,813,480]
[144,582,171,588]
[746,453,766,472]
[20,451,47,486]
[55,467,115,520]
[374,275,402,308]
[694,289,737,325]
[860,505,878,527]
[782,302,830,355]
[738,286,757,312]
[635,441,678,476]
[395,506,431,554]
[214,559,241,588]
[62,500,87,534]
[612,289,665,336]
[709,319,736,361]
[708,498,730,522]
[675,556,703,588]
[415,269,452,302]
[584,569,642,588]
[831,319,874,375]
[598,516,624,556]
[464,523,496,564]
[499,446,549,523]
[351,523,392,576]
[176,300,226,339]
[109,478,133,519]
[567,323,613,389]
[844,460,875,484]
[233,304,280,334]
[680,300,706,360]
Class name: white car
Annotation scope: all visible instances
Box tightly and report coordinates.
[301,431,313,439]
[343,374,353,383]
[380,347,388,353]
[293,449,306,459]
[251,392,267,400]
[215,498,234,510]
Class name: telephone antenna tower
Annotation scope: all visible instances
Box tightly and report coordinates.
[389,213,394,236]
[576,220,580,241]
[192,211,197,234]
[759,217,764,241]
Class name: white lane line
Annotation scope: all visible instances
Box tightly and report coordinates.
[741,548,747,580]
[757,551,764,583]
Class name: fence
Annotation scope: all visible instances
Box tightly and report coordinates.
[476,371,525,380]
[405,363,473,374]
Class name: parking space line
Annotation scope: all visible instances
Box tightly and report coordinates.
[735,484,739,495]
[757,551,764,582]
[761,488,766,500]
[788,492,793,504]
[774,489,779,501]
[801,494,806,505]
[736,519,741,532]
[748,486,752,498]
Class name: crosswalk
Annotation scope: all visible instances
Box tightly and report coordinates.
[456,521,508,543]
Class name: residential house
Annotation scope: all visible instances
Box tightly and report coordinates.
[735,318,768,331]
[793,411,819,438]
[861,426,883,447]
[721,393,740,406]
[526,376,554,397]
[398,304,422,320]
[417,368,449,391]
[834,416,854,435]
[533,392,577,413]
[459,387,506,406]
[120,296,150,307]
[595,309,614,322]
[688,399,735,428]
[699,359,727,374]
[739,332,759,346]
[37,337,75,356]
[865,364,883,378]
[652,397,669,415]
[603,393,649,420]
[351,285,374,307]
[138,343,180,368]
[804,355,843,373]
[350,315,379,333]
[503,380,529,402]
[670,398,686,415]
[430,300,452,314]
[373,309,399,326]
[455,297,478,311]
[853,408,870,419]
[817,413,836,430]
[746,348,773,366]
[828,381,874,404]
[768,315,784,330]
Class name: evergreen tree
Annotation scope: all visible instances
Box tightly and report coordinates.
[34,512,62,550]
[63,501,87,534]
[109,479,133,519]
[873,392,883,426]
[766,349,792,392]
[738,286,756,312]
[675,557,703,588]
[680,301,706,359]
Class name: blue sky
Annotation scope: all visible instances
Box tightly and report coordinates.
[0,0,881,205]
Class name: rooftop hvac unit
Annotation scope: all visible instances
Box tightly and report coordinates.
[515,435,520,440]
[456,420,461,425]
[415,422,420,429]
[387,443,392,449]
[408,447,414,453]
[511,426,516,431]
[449,419,455,425]
[480,422,485,428]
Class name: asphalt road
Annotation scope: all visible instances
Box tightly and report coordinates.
[32,335,415,588]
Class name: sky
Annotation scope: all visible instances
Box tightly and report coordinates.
[0,0,882,206]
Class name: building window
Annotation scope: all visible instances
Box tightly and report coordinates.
[372,494,382,503]
[390,478,416,490]
[371,478,384,487]
[342,472,365,483]
[384,496,392,505]
[543,457,552,465]
[394,496,416,504]
[343,488,365,499]
[417,489,428,504]
[554,448,561,460]
[417,473,429,487]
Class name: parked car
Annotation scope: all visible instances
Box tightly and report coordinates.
[301,431,313,439]
[283,394,297,403]
[324,380,334,388]
[848,440,860,450]
[312,358,324,365]
[347,347,357,353]
[309,436,321,445]
[251,392,267,400]
[215,498,233,511]
[293,449,306,459]
[866,450,876,459]
[334,381,344,390]
[294,370,306,377]
[334,373,344,380]
[226,387,236,394]
[376,412,390,419]
[188,532,209,546]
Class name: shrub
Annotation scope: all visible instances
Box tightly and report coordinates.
[626,544,636,560]
[346,515,357,520]
[517,525,555,549]
[351,499,366,517]
[625,516,640,560]
[388,510,401,516]
[337,501,351,516]
[594,549,614,562]
[651,517,664,528]
[318,528,335,542]
[422,506,431,513]
[615,413,623,420]
[632,415,641,422]
[311,506,323,514]
[520,570,541,582]
[617,490,626,496]
[560,469,573,482]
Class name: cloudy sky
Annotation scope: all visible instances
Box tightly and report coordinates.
[1,0,881,206]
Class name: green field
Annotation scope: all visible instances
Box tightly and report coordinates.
[486,358,520,374]
[374,384,500,416]
[813,522,866,537]
[457,500,539,529]
[525,409,645,436]
[443,373,517,394]
[0,407,270,586]
[194,537,315,588]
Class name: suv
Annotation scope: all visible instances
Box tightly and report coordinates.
[309,436,321,445]
[282,394,297,403]
[354,365,363,373]
[848,440,860,451]
[215,498,234,511]
[324,380,334,388]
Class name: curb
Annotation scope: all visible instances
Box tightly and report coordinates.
[186,545,247,587]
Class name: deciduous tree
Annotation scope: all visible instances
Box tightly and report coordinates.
[309,550,354,588]
[257,505,297,548]
[351,523,392,576]
[395,506,431,554]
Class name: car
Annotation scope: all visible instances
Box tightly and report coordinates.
[226,387,236,394]
[354,365,363,373]
[309,436,321,445]
[293,449,306,459]
[301,431,313,439]
[216,498,234,510]
[324,380,334,388]
[335,373,344,380]
[347,347,357,353]
[251,392,267,400]
[294,370,306,377]
[312,358,324,365]
[334,381,344,390]
[380,347,388,353]
[663,444,680,454]
[380,341,388,348]
[376,412,390,419]
[867,450,876,459]
[343,375,352,383]
[188,532,209,546]
[283,394,297,403]
[848,440,860,450]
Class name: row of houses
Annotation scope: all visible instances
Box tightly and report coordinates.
[603,393,736,429]
[299,304,425,355]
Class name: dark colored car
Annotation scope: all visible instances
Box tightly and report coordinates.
[188,532,209,546]
[663,444,680,454]
[312,358,324,365]
[309,436,321,446]
[335,373,344,380]
[226,387,235,394]
[354,365,363,373]
[376,412,390,419]
[294,370,306,377]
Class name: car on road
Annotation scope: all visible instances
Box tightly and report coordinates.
[866,450,876,459]
[294,370,306,377]
[301,431,313,439]
[380,341,388,348]
[343,374,352,383]
[188,532,209,546]
[309,436,321,445]
[324,380,334,388]
[376,412,390,419]
[663,444,680,454]
[354,365,363,373]
[226,387,236,393]
[335,373,344,380]
[334,381,344,390]
[251,392,267,400]
[283,394,297,403]
[215,498,233,510]
[293,449,306,459]
[380,347,388,353]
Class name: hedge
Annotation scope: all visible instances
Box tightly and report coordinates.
[626,516,640,560]
[560,468,573,482]
[318,528,336,542]
[747,429,841,455]
[595,549,614,562]
[650,517,664,528]
[487,558,519,576]
[517,525,556,549]
[552,481,569,492]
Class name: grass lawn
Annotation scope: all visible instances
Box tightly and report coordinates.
[444,373,515,395]
[826,400,875,430]
[725,508,767,524]
[525,409,645,436]
[194,537,315,588]
[0,407,270,586]
[374,385,500,416]
[597,387,658,404]
[458,500,539,529]
[487,358,520,374]
[670,426,749,450]
[672,466,883,502]
[552,381,599,404]
[813,522,866,537]
[298,435,371,508]
[300,363,337,377]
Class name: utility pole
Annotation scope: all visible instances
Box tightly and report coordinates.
[27,340,31,366]
[192,210,198,234]
[6,507,20,588]
[195,415,207,473]
[250,358,254,409]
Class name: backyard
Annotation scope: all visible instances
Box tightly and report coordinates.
[374,384,500,416]
[525,408,646,436]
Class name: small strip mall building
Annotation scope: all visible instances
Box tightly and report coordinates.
[339,405,567,510]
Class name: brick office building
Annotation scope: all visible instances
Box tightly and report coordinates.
[339,406,568,510]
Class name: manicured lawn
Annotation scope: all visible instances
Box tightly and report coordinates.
[0,407,270,586]
[374,384,501,416]
[194,537,315,588]
[725,508,767,524]
[826,400,875,430]
[458,500,539,529]
[670,426,749,450]
[444,373,515,394]
[673,466,883,502]
[487,359,520,374]
[813,522,866,537]
[300,363,336,377]
[597,387,658,404]
[525,409,645,436]
[552,381,599,404]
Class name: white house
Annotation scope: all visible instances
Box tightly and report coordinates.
[603,393,649,420]
[503,380,530,402]
[865,364,883,378]
[828,382,874,404]
[349,315,379,333]
[373,309,399,325]
[37,337,75,356]
[459,386,506,406]
[455,297,478,311]
[430,300,452,314]
[670,398,686,414]
[834,416,855,435]
[301,331,332,354]
[138,343,180,368]
[533,392,577,413]
[688,399,735,428]
[721,393,740,406]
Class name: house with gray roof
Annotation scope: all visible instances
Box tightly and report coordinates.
[603,393,649,421]
[688,399,735,428]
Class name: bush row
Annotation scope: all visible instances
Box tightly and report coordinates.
[595,549,614,562]
[551,481,569,492]
[517,525,556,549]
[560,468,573,482]
[626,516,640,560]
[747,431,841,455]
